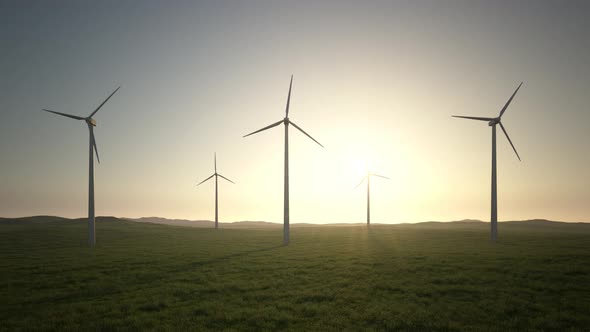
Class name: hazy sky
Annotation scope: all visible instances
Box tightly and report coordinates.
[1,0,589,223]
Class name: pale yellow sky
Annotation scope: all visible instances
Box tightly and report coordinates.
[1,1,589,223]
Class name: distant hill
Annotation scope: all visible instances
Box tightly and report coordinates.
[0,215,71,224]
[414,219,484,225]
[127,217,214,228]
[503,219,590,229]
[102,217,589,229]
[1,216,588,229]
[225,221,282,229]
[415,219,589,225]
[125,217,283,229]
[453,219,485,223]
[507,219,573,225]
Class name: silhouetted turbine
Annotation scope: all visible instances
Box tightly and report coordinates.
[243,75,323,245]
[355,172,389,226]
[452,82,523,242]
[43,87,120,247]
[196,153,235,229]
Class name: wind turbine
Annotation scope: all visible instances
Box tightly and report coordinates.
[355,172,389,226]
[196,153,235,229]
[43,86,120,247]
[452,82,523,242]
[243,75,323,245]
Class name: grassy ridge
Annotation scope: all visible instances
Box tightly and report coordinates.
[1,218,589,331]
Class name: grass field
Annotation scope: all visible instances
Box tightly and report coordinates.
[1,217,589,331]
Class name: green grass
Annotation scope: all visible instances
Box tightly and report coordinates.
[1,217,589,331]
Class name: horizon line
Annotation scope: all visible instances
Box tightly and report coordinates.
[2,215,589,224]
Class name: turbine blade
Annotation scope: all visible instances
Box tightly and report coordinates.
[499,82,523,118]
[371,174,390,180]
[289,121,324,147]
[354,176,367,189]
[499,122,521,161]
[42,109,85,120]
[452,115,495,121]
[90,126,100,163]
[89,86,120,118]
[218,174,235,184]
[285,75,293,117]
[196,174,215,186]
[243,119,283,138]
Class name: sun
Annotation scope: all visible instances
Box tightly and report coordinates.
[351,158,369,179]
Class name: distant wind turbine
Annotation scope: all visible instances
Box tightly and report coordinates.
[452,82,523,242]
[43,87,120,247]
[244,75,323,245]
[355,172,389,226]
[196,153,235,229]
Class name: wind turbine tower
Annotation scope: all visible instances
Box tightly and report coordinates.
[355,172,389,226]
[244,75,323,245]
[196,153,235,229]
[453,82,523,242]
[43,87,120,247]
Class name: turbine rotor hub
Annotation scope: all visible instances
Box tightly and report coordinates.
[87,118,97,126]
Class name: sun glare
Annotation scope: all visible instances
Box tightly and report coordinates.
[351,158,368,179]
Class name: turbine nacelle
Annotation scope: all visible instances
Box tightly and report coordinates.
[488,118,500,126]
[87,118,97,126]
